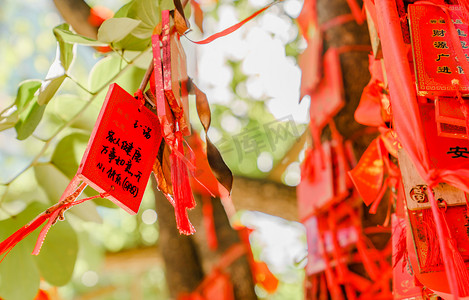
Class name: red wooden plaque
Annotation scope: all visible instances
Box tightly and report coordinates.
[78,84,162,214]
[409,4,469,96]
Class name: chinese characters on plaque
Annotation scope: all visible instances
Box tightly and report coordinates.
[78,84,162,214]
[409,4,469,95]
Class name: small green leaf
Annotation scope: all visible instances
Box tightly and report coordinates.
[97,18,141,43]
[159,0,175,12]
[34,163,75,203]
[0,80,41,132]
[15,101,46,140]
[89,55,123,94]
[14,80,42,111]
[111,34,151,51]
[33,164,103,222]
[53,95,100,132]
[114,1,134,18]
[33,219,78,286]
[51,133,89,179]
[67,198,103,223]
[54,24,107,46]
[53,24,75,70]
[0,112,19,131]
[127,0,162,27]
[37,75,66,106]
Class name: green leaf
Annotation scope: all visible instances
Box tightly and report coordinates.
[37,75,66,106]
[97,18,141,43]
[15,101,46,140]
[89,55,123,94]
[51,133,89,179]
[0,203,46,300]
[0,240,40,300]
[159,0,175,12]
[14,80,42,111]
[53,95,100,132]
[0,112,19,131]
[111,34,151,51]
[53,24,107,46]
[33,219,78,286]
[114,1,134,18]
[53,24,75,70]
[1,80,41,132]
[126,0,162,27]
[34,164,103,222]
[34,164,73,204]
[116,0,175,40]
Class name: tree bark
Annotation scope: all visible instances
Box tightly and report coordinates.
[152,177,257,300]
[152,177,205,297]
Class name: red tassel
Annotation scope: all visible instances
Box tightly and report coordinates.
[420,209,442,270]
[170,133,196,235]
[427,186,469,298]
[202,195,218,250]
[392,218,408,272]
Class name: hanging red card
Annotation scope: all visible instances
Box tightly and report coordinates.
[78,83,162,214]
[297,143,334,220]
[409,4,469,96]
[309,48,345,132]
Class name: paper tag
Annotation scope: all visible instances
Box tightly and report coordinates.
[409,4,469,96]
[78,83,162,214]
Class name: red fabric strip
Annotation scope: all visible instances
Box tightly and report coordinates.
[0,186,108,261]
[187,0,282,45]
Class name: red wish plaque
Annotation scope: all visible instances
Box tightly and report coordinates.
[78,83,162,214]
[409,4,469,96]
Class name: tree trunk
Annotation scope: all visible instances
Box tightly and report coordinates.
[152,177,257,300]
[152,178,205,296]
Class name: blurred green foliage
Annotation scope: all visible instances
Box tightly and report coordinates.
[0,0,306,299]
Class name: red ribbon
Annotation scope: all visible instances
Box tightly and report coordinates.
[0,180,108,261]
[185,1,282,45]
